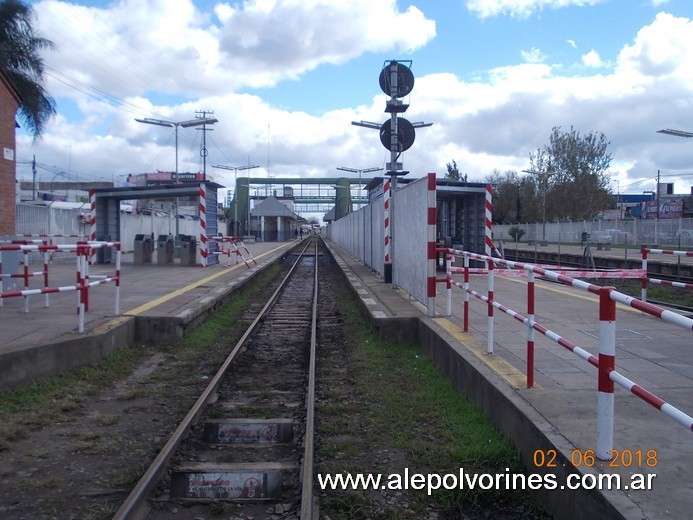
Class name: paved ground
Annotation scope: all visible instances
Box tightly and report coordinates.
[504,241,693,268]
[0,241,297,354]
[326,241,693,520]
[1,237,691,519]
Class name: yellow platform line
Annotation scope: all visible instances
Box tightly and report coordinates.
[433,317,534,390]
[123,243,287,317]
[500,275,647,315]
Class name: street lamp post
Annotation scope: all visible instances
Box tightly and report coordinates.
[336,166,383,208]
[135,116,218,239]
[657,128,693,139]
[212,164,259,236]
[522,169,555,243]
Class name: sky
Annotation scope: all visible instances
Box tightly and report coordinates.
[14,0,693,214]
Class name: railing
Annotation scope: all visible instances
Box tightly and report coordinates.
[439,247,693,460]
[0,241,121,333]
[208,236,258,269]
[641,247,693,301]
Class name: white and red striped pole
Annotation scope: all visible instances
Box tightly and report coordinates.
[89,189,96,265]
[426,173,437,317]
[641,247,648,302]
[198,183,208,267]
[463,255,470,332]
[486,257,494,354]
[485,184,493,257]
[114,244,121,316]
[597,286,616,460]
[527,269,535,388]
[383,178,391,281]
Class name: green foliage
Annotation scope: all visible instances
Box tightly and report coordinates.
[508,226,525,242]
[529,126,612,221]
[488,126,613,223]
[445,160,468,182]
[0,0,56,138]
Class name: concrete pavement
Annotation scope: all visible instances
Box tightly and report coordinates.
[1,235,691,519]
[324,239,693,520]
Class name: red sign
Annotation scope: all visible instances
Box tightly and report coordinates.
[643,200,683,219]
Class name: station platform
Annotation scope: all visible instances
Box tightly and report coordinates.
[323,240,692,520]
[1,236,691,519]
[0,240,298,390]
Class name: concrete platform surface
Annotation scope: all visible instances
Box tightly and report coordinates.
[325,240,692,520]
[1,235,691,519]
[0,240,298,388]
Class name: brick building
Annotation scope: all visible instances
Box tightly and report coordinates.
[0,71,21,235]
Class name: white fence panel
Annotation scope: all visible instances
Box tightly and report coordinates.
[14,204,219,253]
[392,177,428,304]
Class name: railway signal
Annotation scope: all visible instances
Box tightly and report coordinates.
[352,60,432,282]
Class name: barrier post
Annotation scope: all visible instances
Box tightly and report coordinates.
[463,255,470,332]
[23,250,29,313]
[641,247,648,302]
[485,184,493,257]
[199,182,208,267]
[487,257,494,354]
[75,245,82,314]
[115,245,121,316]
[446,254,452,317]
[426,172,437,317]
[527,269,535,388]
[44,250,50,307]
[597,286,616,460]
[383,178,391,282]
[89,189,96,265]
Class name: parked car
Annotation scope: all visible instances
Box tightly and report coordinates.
[591,229,633,244]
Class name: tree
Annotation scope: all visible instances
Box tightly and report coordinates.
[445,160,467,182]
[485,169,538,224]
[528,126,612,221]
[0,0,56,139]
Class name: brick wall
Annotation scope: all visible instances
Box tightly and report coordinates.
[0,73,20,235]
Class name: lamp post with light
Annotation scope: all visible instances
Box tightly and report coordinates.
[213,164,259,236]
[336,166,383,208]
[135,116,218,239]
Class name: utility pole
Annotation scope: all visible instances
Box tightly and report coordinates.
[32,155,36,201]
[656,169,661,219]
[195,110,214,179]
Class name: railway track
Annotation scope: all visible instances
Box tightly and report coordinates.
[113,237,321,520]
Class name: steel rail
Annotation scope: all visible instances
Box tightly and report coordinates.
[113,239,313,520]
[300,237,319,519]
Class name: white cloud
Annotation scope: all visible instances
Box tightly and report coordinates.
[567,39,577,49]
[35,0,436,97]
[617,12,692,80]
[465,0,605,19]
[17,3,693,199]
[520,47,547,63]
[581,50,602,67]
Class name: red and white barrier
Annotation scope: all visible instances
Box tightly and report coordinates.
[198,183,208,267]
[426,173,437,316]
[641,247,693,302]
[485,184,493,258]
[209,236,257,269]
[0,241,121,333]
[89,189,97,264]
[383,178,391,275]
[441,248,693,459]
[450,266,646,279]
[16,233,86,239]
